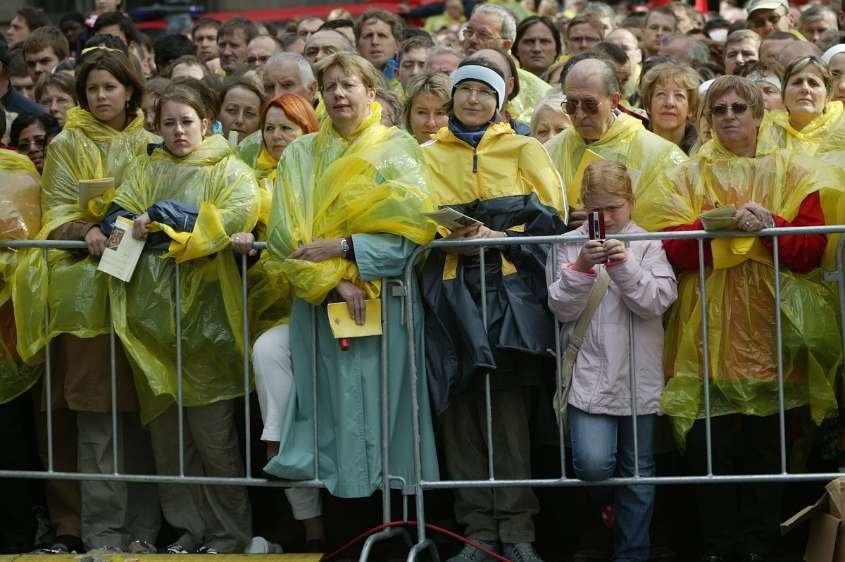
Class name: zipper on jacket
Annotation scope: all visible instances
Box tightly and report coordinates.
[472,147,478,173]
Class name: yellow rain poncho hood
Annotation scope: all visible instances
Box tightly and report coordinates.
[545,112,688,214]
[109,135,260,424]
[758,101,845,158]
[637,137,844,446]
[0,150,42,403]
[508,68,552,125]
[12,108,157,363]
[267,103,437,304]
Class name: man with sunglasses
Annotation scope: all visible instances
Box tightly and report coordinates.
[545,58,686,230]
[746,0,791,39]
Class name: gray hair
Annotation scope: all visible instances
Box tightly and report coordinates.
[799,4,838,27]
[530,91,565,131]
[584,2,615,24]
[423,46,462,71]
[471,4,517,43]
[725,29,761,48]
[662,34,710,65]
[266,51,315,86]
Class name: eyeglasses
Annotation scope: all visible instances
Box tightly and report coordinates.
[564,98,601,115]
[455,84,497,101]
[17,136,46,152]
[711,102,749,116]
[461,26,500,43]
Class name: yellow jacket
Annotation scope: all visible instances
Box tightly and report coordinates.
[423,121,566,214]
[545,112,688,216]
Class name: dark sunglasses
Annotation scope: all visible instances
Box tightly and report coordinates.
[711,102,749,116]
[564,98,600,115]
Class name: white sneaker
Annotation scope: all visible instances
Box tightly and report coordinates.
[244,536,283,554]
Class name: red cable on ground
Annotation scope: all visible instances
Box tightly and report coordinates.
[320,520,512,561]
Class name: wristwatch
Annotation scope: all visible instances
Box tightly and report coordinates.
[340,237,349,258]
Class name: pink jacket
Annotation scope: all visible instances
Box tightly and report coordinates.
[546,222,678,416]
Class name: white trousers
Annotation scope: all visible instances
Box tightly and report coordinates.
[252,324,322,520]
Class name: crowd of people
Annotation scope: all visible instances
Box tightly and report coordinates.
[1,0,845,560]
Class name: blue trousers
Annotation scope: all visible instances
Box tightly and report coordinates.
[569,406,656,562]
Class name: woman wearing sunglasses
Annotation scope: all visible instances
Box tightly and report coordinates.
[760,55,845,161]
[638,75,843,562]
[420,59,567,562]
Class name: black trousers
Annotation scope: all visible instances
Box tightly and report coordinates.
[0,391,37,552]
[686,414,783,556]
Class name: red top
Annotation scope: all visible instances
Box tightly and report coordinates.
[662,191,826,274]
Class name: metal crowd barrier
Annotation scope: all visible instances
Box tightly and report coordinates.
[401,226,845,562]
[3,226,845,562]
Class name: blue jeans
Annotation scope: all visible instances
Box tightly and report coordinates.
[569,406,656,562]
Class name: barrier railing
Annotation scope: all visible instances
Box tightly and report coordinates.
[3,226,845,562]
[401,226,845,562]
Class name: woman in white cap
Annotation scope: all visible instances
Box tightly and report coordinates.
[420,59,567,562]
[822,44,845,103]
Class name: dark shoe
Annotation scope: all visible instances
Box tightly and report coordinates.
[700,555,728,562]
[163,543,190,554]
[446,539,500,561]
[743,554,765,562]
[127,539,157,554]
[502,542,544,562]
[196,545,219,554]
[305,539,325,553]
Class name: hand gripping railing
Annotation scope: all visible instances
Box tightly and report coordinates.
[401,226,845,562]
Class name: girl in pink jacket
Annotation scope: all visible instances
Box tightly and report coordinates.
[546,161,677,562]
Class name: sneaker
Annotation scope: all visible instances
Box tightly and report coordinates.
[502,543,544,562]
[599,504,615,529]
[127,539,157,554]
[244,537,284,554]
[163,543,190,554]
[32,543,71,555]
[446,539,500,562]
[196,545,219,554]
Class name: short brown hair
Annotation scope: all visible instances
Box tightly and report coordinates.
[355,9,403,43]
[34,71,76,104]
[156,77,220,128]
[76,49,145,117]
[782,55,832,100]
[639,62,702,118]
[192,18,221,39]
[566,14,605,40]
[15,7,50,32]
[581,160,634,205]
[703,75,765,121]
[315,52,381,91]
[219,17,259,44]
[22,26,70,61]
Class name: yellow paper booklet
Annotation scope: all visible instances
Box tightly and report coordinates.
[97,216,145,282]
[327,299,383,339]
[78,177,114,211]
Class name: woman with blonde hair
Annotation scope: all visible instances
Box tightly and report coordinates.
[638,62,702,154]
[401,72,451,144]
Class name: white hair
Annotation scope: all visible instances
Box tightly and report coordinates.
[530,91,565,131]
[266,51,315,86]
[471,4,517,43]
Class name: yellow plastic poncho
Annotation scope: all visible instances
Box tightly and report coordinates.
[268,102,437,303]
[109,135,260,424]
[12,108,157,363]
[244,140,293,340]
[509,68,552,125]
[0,150,43,403]
[637,137,844,446]
[758,101,845,160]
[545,112,688,214]
[236,129,264,170]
